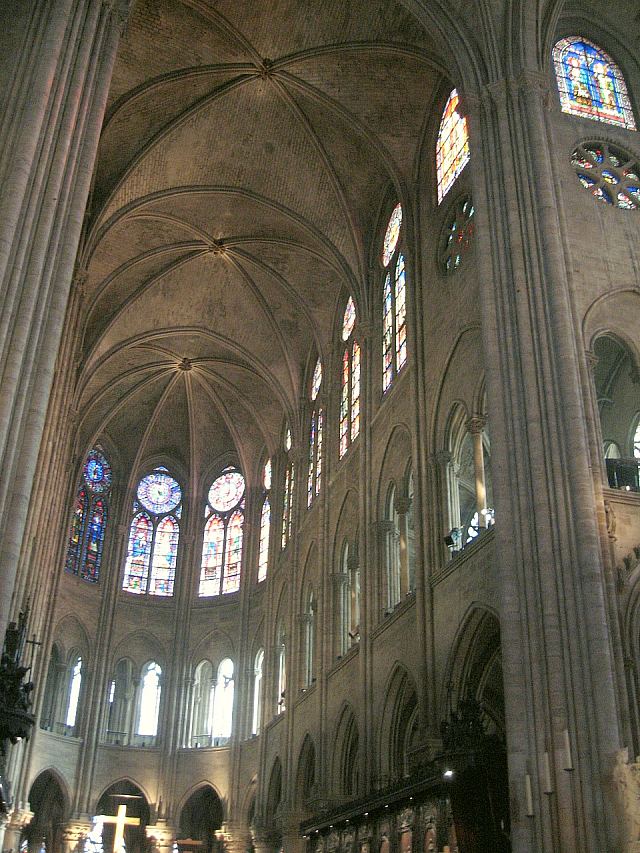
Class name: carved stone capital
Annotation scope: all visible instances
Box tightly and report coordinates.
[466,415,487,436]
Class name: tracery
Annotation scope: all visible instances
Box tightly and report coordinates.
[200,467,245,596]
[64,448,112,582]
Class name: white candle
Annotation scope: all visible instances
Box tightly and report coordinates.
[563,728,573,771]
[543,751,553,793]
[525,773,534,815]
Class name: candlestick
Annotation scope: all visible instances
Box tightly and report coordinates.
[525,773,534,816]
[563,728,573,771]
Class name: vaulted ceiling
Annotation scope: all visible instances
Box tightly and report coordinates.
[76,0,450,477]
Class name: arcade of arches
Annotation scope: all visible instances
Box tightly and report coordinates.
[1,2,640,853]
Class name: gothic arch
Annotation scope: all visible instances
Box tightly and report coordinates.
[295,733,317,808]
[189,627,236,667]
[377,664,419,784]
[26,769,69,853]
[376,423,413,514]
[27,766,71,816]
[265,756,283,822]
[93,777,153,814]
[331,704,360,798]
[432,325,484,449]
[52,613,91,664]
[584,289,640,366]
[111,630,167,671]
[442,605,504,736]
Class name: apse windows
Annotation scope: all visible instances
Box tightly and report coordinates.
[553,37,636,130]
[258,460,271,583]
[211,658,235,744]
[136,661,162,741]
[436,89,470,204]
[381,205,407,393]
[200,467,245,596]
[65,656,83,733]
[339,297,361,458]
[123,468,182,596]
[64,447,112,582]
[308,359,324,506]
[282,428,295,549]
[439,195,475,273]
[252,648,264,735]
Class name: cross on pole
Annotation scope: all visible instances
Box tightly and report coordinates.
[100,804,140,853]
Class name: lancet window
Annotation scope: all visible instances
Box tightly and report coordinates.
[105,658,134,745]
[436,89,470,203]
[200,467,245,596]
[338,539,360,656]
[308,359,324,506]
[553,37,636,130]
[276,625,287,714]
[252,648,264,735]
[302,589,316,687]
[258,459,272,583]
[381,204,407,393]
[136,661,162,740]
[282,428,295,549]
[64,655,83,733]
[211,658,235,744]
[447,414,495,552]
[123,467,182,596]
[64,447,112,582]
[339,297,361,457]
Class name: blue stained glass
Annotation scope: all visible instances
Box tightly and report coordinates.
[83,449,112,494]
[137,471,181,514]
[65,447,112,582]
[553,37,636,129]
[602,170,618,184]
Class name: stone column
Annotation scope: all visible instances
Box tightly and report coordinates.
[331,572,348,657]
[61,819,93,853]
[0,0,132,641]
[2,808,33,853]
[394,495,411,596]
[466,416,487,528]
[146,820,176,853]
[469,74,625,851]
[251,829,280,853]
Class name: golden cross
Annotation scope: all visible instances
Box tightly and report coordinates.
[99,804,140,853]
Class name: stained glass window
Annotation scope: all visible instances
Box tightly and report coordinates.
[308,411,316,507]
[258,496,271,583]
[339,298,360,458]
[351,342,361,442]
[439,195,475,273]
[634,419,640,459]
[342,297,356,340]
[123,468,181,596]
[308,358,324,506]
[571,142,640,209]
[436,89,470,204]
[263,458,272,491]
[64,447,112,582]
[149,516,179,596]
[340,348,350,458]
[382,204,402,267]
[282,447,295,550]
[316,409,323,496]
[395,254,407,373]
[382,274,394,393]
[553,37,636,130]
[199,467,245,596]
[311,358,322,401]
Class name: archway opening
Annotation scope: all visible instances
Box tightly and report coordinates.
[26,771,67,853]
[178,786,224,853]
[95,781,150,853]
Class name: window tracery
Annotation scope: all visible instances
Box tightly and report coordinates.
[200,467,245,596]
[258,460,271,583]
[553,37,636,130]
[308,359,323,505]
[340,297,361,457]
[282,428,295,549]
[571,142,640,209]
[436,89,470,203]
[123,468,181,596]
[64,447,112,582]
[381,207,407,393]
[439,195,475,273]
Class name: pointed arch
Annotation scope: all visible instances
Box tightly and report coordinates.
[377,664,419,783]
[295,733,317,808]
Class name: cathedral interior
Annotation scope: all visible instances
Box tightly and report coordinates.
[1,1,640,852]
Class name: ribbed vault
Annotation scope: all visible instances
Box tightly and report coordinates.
[76,0,453,469]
